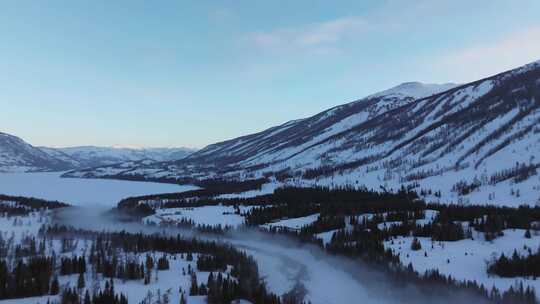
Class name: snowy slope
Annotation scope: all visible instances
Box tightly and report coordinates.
[0,132,75,172]
[65,60,540,206]
[65,82,456,177]
[367,82,458,99]
[0,131,196,172]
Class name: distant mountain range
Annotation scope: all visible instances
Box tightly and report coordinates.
[63,59,540,206]
[0,132,74,172]
[0,134,196,172]
[40,146,196,168]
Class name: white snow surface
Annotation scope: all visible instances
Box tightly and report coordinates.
[368,82,459,99]
[261,213,320,231]
[0,172,195,207]
[385,229,540,296]
[144,205,254,227]
[0,211,253,304]
[45,145,196,163]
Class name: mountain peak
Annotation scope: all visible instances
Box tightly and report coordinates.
[369,81,459,99]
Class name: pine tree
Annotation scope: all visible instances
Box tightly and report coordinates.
[189,273,198,295]
[78,272,85,289]
[179,293,187,304]
[84,290,91,304]
[410,238,422,251]
[50,276,60,295]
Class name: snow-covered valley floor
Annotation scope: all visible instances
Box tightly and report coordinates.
[0,172,196,207]
[136,204,540,302]
[385,229,540,296]
[58,208,406,304]
[0,211,239,304]
[1,173,539,303]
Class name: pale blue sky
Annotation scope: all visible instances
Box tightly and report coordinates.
[1,1,540,148]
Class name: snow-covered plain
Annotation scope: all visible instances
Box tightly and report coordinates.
[59,208,473,304]
[0,213,239,304]
[385,229,540,296]
[2,171,539,303]
[1,200,527,304]
[144,205,256,228]
[0,172,195,207]
[254,209,540,299]
[260,213,320,231]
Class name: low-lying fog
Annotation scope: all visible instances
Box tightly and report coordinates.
[55,207,490,304]
[0,172,196,207]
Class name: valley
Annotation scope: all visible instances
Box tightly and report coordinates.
[0,172,195,207]
[62,60,540,208]
[1,60,540,304]
[3,2,540,303]
[0,173,539,303]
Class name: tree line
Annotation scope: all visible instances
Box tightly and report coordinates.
[44,225,284,304]
[0,194,69,215]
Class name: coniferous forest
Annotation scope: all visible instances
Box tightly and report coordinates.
[111,185,540,304]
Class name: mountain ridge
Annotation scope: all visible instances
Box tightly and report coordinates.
[0,132,75,172]
[41,146,196,168]
[0,134,197,172]
[63,59,540,207]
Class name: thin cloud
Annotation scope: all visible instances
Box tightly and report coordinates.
[248,16,366,55]
[208,7,234,22]
[433,27,540,82]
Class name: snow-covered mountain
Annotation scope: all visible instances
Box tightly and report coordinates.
[64,82,456,179]
[65,59,540,206]
[0,133,75,172]
[367,81,458,99]
[0,133,196,172]
[41,146,196,168]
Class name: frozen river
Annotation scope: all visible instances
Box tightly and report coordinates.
[0,172,196,207]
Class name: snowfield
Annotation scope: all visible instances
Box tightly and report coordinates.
[0,172,196,207]
[4,195,540,303]
[144,205,255,228]
[0,211,252,304]
[0,210,50,242]
[260,213,320,231]
[385,229,540,296]
[249,209,540,299]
